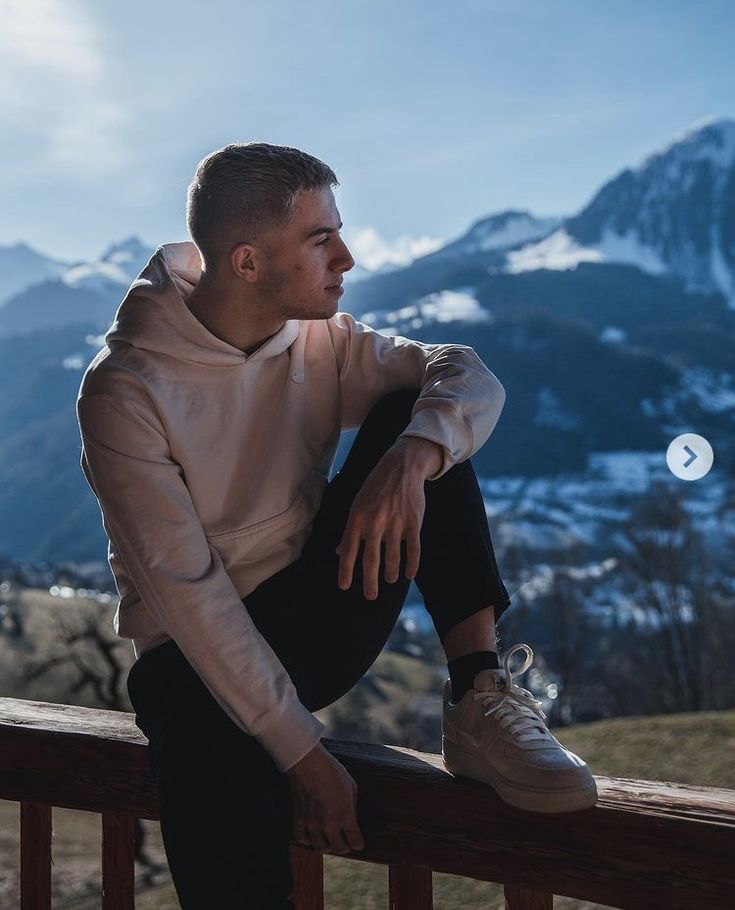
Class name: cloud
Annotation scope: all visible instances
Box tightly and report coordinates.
[0,0,132,178]
[344,226,444,271]
[0,0,102,81]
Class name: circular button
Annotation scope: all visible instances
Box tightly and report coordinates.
[666,433,714,481]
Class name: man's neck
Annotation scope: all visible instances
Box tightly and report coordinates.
[185,279,286,356]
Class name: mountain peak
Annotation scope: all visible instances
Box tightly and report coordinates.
[99,235,153,265]
[61,237,156,293]
[428,208,562,261]
[0,242,69,306]
[552,117,735,305]
[637,116,735,174]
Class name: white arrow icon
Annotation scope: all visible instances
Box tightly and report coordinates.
[667,434,714,481]
[682,445,697,468]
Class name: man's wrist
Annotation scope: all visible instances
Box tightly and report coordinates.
[390,435,444,479]
[284,741,327,778]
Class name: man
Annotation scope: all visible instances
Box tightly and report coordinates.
[77,142,597,909]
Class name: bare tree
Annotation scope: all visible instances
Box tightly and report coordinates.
[614,481,735,712]
[544,562,596,724]
[22,603,166,885]
[0,580,28,650]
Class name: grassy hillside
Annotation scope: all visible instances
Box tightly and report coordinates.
[551,709,735,788]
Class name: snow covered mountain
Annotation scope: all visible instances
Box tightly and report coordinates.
[0,242,68,307]
[0,235,156,312]
[505,117,735,306]
[61,236,155,294]
[0,236,156,337]
[430,209,562,259]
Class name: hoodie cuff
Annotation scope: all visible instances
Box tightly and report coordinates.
[252,698,327,772]
[397,405,473,481]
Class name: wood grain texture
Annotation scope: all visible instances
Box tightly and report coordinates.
[101,812,135,909]
[20,801,51,910]
[504,883,553,909]
[289,845,324,910]
[388,863,432,909]
[2,698,735,909]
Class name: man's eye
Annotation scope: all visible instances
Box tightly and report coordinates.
[317,236,330,245]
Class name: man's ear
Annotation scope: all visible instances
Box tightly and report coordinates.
[229,242,259,283]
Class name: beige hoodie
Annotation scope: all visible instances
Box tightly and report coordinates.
[76,240,507,772]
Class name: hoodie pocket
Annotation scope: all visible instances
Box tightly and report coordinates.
[208,489,307,543]
[206,488,311,571]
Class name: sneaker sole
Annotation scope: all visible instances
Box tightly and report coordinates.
[442,736,598,814]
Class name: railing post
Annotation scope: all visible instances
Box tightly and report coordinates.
[504,883,554,909]
[101,811,136,909]
[20,801,52,910]
[389,863,433,909]
[290,845,325,910]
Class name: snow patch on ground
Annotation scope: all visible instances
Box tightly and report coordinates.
[61,260,130,290]
[600,325,627,344]
[505,229,602,273]
[362,287,492,335]
[505,226,668,278]
[679,368,735,414]
[474,214,559,252]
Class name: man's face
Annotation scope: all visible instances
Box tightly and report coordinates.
[252,187,355,320]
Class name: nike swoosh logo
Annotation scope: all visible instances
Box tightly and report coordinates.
[455,727,484,749]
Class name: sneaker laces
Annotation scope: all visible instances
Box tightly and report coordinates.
[471,643,551,744]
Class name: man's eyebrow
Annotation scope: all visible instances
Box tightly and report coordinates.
[305,220,343,239]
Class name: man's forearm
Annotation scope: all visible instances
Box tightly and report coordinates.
[389,435,444,480]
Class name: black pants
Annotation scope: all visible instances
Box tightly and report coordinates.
[126,387,511,909]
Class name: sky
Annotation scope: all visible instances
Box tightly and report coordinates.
[0,0,733,269]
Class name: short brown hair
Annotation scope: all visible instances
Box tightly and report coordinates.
[186,142,338,270]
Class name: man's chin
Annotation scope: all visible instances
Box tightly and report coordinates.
[298,303,340,321]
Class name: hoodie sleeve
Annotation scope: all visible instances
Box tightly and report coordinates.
[76,392,325,773]
[326,311,507,480]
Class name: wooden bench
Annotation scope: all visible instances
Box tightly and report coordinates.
[1,697,733,908]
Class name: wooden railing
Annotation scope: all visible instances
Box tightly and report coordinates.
[1,697,734,909]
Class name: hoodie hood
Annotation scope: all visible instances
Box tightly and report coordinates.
[104,240,300,366]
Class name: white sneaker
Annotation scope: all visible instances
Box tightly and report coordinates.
[442,643,598,813]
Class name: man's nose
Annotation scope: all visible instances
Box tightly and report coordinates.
[334,236,355,273]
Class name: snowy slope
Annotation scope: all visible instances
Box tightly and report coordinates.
[423,209,561,261]
[502,118,735,306]
[61,236,155,293]
[360,286,494,335]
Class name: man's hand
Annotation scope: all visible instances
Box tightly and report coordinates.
[285,742,366,855]
[335,436,443,599]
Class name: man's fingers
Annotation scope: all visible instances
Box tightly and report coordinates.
[384,533,403,584]
[326,825,351,855]
[307,825,329,853]
[405,533,421,580]
[362,536,382,600]
[348,827,366,852]
[336,532,360,590]
[340,531,419,591]
[293,823,310,847]
[293,819,312,849]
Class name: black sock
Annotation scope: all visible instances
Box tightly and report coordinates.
[448,650,500,704]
